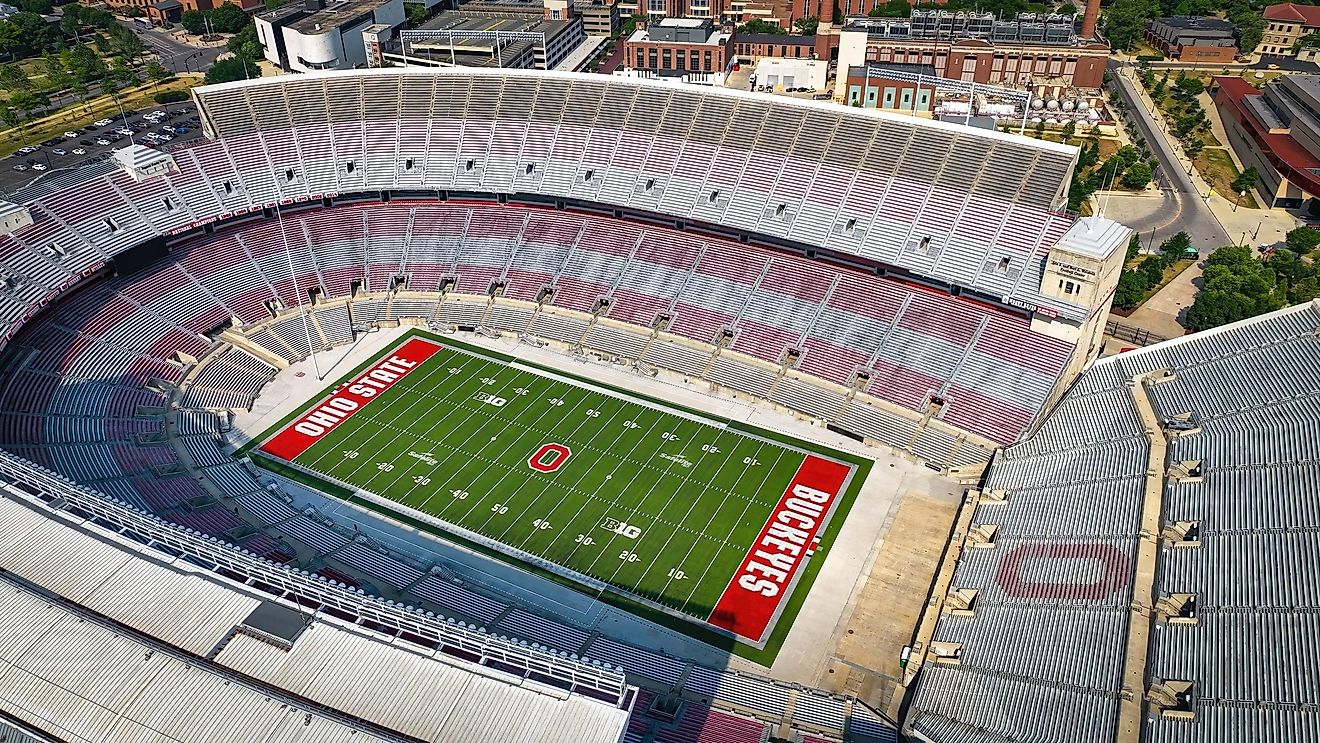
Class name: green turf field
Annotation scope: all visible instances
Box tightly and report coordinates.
[256,331,860,646]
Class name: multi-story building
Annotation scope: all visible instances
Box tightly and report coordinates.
[256,0,405,72]
[1260,2,1320,57]
[835,10,1109,106]
[110,0,262,20]
[1144,16,1239,64]
[378,11,586,69]
[620,17,734,84]
[1214,74,1320,208]
[733,32,816,59]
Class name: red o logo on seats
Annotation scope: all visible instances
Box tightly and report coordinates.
[528,443,572,473]
[994,543,1131,601]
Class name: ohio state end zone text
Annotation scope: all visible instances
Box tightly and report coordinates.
[257,333,860,645]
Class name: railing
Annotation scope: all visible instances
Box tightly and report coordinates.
[1105,318,1170,347]
[0,449,629,702]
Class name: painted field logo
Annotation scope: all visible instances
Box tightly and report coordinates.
[601,517,641,539]
[528,443,572,473]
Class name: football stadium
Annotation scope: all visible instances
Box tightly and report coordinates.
[0,67,1313,743]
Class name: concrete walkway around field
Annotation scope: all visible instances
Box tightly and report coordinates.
[229,323,951,685]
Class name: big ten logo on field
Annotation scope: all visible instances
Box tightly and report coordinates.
[600,517,641,539]
[473,392,507,407]
[528,442,572,472]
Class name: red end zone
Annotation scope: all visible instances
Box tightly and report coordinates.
[260,337,443,461]
[707,455,852,642]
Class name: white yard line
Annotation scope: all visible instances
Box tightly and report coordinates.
[509,362,726,429]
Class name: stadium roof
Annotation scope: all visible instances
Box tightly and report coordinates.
[905,299,1320,743]
[0,487,631,743]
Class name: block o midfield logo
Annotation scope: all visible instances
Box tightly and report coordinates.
[528,442,572,473]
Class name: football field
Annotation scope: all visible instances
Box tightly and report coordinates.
[257,332,860,645]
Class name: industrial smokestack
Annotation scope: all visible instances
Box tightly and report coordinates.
[1081,0,1100,39]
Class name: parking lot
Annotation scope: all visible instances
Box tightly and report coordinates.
[1,104,204,193]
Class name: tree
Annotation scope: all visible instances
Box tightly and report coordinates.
[0,105,19,134]
[17,0,52,13]
[0,63,30,93]
[1173,74,1204,100]
[1057,1,1077,14]
[1060,120,1076,143]
[1294,31,1320,53]
[869,0,909,17]
[146,60,170,84]
[0,21,25,60]
[1231,166,1259,196]
[111,57,136,85]
[98,76,120,100]
[403,2,427,24]
[1161,231,1193,257]
[1284,226,1320,255]
[70,79,88,112]
[1185,245,1286,331]
[1229,3,1265,54]
[1121,161,1153,189]
[619,13,644,37]
[793,15,819,35]
[227,22,262,60]
[1126,233,1142,261]
[61,44,106,83]
[181,10,209,36]
[60,13,82,43]
[204,55,256,84]
[1103,0,1153,51]
[8,12,55,56]
[738,19,786,34]
[1113,269,1148,309]
[210,3,249,33]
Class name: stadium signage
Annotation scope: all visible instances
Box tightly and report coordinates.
[260,337,443,460]
[1001,295,1060,319]
[708,455,852,642]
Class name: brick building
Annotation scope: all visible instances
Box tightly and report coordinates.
[732,33,815,59]
[1214,74,1320,208]
[1260,3,1320,57]
[1144,16,1238,64]
[621,18,734,84]
[835,11,1110,106]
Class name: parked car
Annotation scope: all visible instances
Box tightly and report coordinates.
[115,128,133,136]
[11,164,26,171]
[52,148,67,156]
[79,139,94,146]
[62,131,78,138]
[95,138,111,146]
[72,148,86,155]
[31,163,46,171]
[171,126,189,134]
[93,118,113,127]
[41,138,62,146]
[17,145,35,153]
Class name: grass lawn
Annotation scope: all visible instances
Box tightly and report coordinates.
[1196,148,1260,208]
[252,330,868,661]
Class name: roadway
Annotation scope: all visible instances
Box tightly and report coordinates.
[122,21,224,74]
[1105,58,1232,253]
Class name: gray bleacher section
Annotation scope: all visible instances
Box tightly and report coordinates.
[0,70,1085,354]
[905,301,1320,743]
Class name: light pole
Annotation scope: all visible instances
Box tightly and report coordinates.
[1253,221,1262,240]
[1233,189,1245,212]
